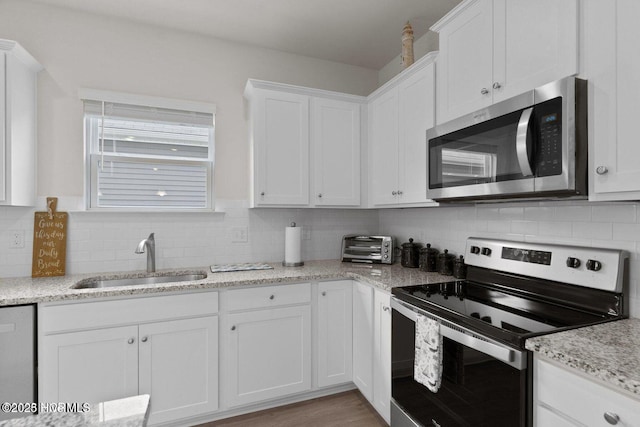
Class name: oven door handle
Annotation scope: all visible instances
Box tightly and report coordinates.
[516,107,534,177]
[391,298,525,369]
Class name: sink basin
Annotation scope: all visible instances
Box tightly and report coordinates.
[73,272,208,289]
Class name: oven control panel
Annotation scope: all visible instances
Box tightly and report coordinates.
[465,237,628,293]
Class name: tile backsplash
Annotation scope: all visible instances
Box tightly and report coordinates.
[379,200,640,318]
[2,198,639,317]
[0,200,378,277]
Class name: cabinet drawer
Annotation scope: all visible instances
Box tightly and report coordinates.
[41,291,219,334]
[535,358,640,427]
[226,283,311,311]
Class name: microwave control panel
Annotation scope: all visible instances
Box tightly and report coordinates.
[535,98,563,177]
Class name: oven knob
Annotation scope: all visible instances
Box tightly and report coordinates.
[586,259,602,272]
[481,247,492,256]
[566,257,581,268]
[470,312,480,319]
[470,245,480,254]
[383,254,389,259]
[384,241,390,247]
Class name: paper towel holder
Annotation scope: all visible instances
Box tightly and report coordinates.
[283,222,304,267]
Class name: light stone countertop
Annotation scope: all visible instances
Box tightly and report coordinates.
[0,394,149,427]
[0,260,452,307]
[526,318,640,398]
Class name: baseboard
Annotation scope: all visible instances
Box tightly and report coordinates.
[154,383,357,427]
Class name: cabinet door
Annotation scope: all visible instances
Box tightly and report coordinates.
[40,326,138,403]
[0,53,5,202]
[225,305,311,407]
[493,0,578,103]
[311,98,360,206]
[588,0,640,199]
[139,316,218,424]
[369,88,400,206]
[398,62,436,205]
[436,0,493,124]
[316,280,353,388]
[352,281,374,400]
[372,290,391,424]
[253,89,309,206]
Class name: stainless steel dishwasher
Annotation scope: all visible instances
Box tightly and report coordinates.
[0,305,36,421]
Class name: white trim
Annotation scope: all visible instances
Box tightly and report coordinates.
[78,88,216,115]
[0,39,43,72]
[367,51,438,101]
[244,79,367,104]
[430,0,481,33]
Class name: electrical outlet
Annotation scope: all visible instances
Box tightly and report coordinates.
[9,230,25,249]
[231,226,248,243]
[302,227,311,241]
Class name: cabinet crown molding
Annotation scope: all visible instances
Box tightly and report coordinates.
[367,51,438,101]
[244,79,366,103]
[0,38,43,71]
[430,0,481,33]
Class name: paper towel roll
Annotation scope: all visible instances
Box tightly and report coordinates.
[283,223,303,267]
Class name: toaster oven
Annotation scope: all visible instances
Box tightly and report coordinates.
[341,235,394,264]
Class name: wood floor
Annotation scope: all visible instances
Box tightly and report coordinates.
[196,390,388,427]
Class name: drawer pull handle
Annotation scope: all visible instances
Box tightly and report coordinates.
[269,295,275,300]
[480,87,489,95]
[127,338,135,344]
[383,306,390,312]
[596,166,609,175]
[141,336,148,343]
[231,325,236,331]
[604,412,620,425]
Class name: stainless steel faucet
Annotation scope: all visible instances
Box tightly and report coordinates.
[135,233,156,273]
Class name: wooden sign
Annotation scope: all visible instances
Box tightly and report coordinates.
[32,197,68,277]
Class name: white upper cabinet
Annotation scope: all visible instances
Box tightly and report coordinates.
[433,0,578,125]
[0,39,42,206]
[368,53,438,208]
[585,0,640,200]
[311,98,360,206]
[245,80,364,208]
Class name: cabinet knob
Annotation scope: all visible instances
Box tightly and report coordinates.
[603,412,620,425]
[492,82,502,89]
[596,166,609,175]
[260,191,265,196]
[397,190,403,196]
[322,291,327,296]
[318,193,322,198]
[383,306,390,312]
[269,294,275,300]
[127,338,135,344]
[392,191,398,196]
[141,336,148,343]
[231,325,236,331]
[480,87,490,95]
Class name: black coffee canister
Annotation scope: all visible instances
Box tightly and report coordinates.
[437,249,455,275]
[419,243,439,272]
[401,238,422,268]
[453,255,467,279]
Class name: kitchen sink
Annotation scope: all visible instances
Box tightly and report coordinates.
[72,271,208,289]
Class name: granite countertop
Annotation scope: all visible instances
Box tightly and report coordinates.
[0,260,452,306]
[526,318,640,398]
[0,394,149,427]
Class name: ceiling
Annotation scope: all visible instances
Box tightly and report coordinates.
[26,0,461,70]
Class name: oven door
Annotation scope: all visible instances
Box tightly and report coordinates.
[391,298,530,427]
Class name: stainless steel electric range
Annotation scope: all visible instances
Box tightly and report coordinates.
[391,237,628,427]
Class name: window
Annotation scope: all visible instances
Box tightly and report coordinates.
[81,90,215,210]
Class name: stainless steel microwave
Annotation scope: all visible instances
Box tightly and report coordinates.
[427,77,587,202]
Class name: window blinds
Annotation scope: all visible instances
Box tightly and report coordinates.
[83,97,215,210]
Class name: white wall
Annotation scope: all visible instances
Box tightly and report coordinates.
[0,0,381,277]
[0,0,378,201]
[379,200,640,318]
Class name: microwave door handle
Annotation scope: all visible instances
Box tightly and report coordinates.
[516,107,534,177]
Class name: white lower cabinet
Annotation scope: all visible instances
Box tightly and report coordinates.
[40,292,219,426]
[352,281,391,424]
[222,283,312,408]
[534,355,640,427]
[316,280,353,388]
[372,289,391,423]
